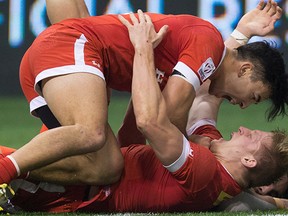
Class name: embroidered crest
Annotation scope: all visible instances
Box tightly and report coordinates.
[198,57,215,82]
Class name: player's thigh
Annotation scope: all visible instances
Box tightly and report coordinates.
[41,72,108,129]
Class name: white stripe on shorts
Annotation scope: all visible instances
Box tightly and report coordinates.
[74,34,87,65]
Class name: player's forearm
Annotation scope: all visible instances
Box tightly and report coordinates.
[132,43,164,130]
[248,189,288,209]
[224,12,251,48]
[162,77,195,135]
[186,81,222,133]
[117,101,147,146]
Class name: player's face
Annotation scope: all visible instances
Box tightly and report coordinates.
[209,75,270,109]
[253,174,288,198]
[210,126,273,157]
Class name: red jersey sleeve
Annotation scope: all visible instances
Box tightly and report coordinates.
[174,23,225,90]
[193,124,222,140]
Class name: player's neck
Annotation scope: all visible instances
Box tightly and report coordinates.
[218,159,248,189]
[210,48,234,82]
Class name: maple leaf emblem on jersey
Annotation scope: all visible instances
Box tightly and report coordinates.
[198,57,215,82]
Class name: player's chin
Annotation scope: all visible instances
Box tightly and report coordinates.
[209,139,220,151]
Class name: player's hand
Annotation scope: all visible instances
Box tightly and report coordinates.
[236,0,282,38]
[282,199,288,209]
[118,9,168,49]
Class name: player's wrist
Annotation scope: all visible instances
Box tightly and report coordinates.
[273,197,285,209]
[134,43,154,58]
[230,29,250,46]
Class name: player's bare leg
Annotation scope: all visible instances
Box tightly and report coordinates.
[0,73,123,184]
[30,125,124,185]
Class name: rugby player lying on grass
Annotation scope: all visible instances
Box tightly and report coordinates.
[187,81,288,212]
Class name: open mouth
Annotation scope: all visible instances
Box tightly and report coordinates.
[222,95,240,106]
[222,95,232,102]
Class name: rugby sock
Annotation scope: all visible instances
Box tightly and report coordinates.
[5,155,29,180]
[0,146,15,156]
[0,156,18,184]
[0,150,28,181]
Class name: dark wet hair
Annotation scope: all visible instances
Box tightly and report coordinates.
[236,41,288,121]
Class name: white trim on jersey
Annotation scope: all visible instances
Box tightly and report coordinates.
[186,118,216,136]
[215,46,226,71]
[34,34,105,96]
[172,61,201,92]
[164,135,191,173]
[34,65,105,96]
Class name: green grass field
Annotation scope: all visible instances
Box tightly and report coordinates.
[1,94,287,149]
[0,95,288,215]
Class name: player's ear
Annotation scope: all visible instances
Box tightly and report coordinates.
[241,156,257,168]
[238,63,253,77]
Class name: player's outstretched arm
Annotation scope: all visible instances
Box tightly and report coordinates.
[225,0,282,48]
[247,189,288,209]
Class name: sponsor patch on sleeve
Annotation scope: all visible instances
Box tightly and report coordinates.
[198,57,215,82]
